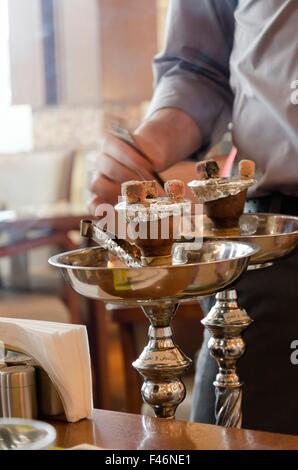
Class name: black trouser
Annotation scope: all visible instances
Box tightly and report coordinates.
[191,195,298,435]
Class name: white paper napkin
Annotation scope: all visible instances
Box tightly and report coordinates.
[0,317,93,422]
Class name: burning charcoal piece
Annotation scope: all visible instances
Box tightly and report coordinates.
[164,179,185,200]
[239,159,255,179]
[144,180,158,199]
[121,181,146,203]
[196,160,220,179]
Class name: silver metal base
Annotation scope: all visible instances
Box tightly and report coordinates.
[133,303,191,419]
[202,289,252,428]
[201,213,298,427]
[48,241,257,419]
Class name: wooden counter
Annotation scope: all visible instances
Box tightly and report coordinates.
[50,409,298,450]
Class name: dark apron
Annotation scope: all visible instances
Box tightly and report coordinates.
[191,196,298,435]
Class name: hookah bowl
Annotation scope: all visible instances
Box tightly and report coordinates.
[49,240,257,419]
[114,198,190,264]
[188,178,254,230]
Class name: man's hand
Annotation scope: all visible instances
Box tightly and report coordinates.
[88,108,202,215]
[88,134,159,214]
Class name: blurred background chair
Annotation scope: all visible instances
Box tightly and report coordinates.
[0,148,111,408]
[0,149,75,290]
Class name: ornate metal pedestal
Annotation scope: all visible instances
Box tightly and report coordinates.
[133,303,190,418]
[49,240,256,419]
[202,289,251,427]
[203,213,298,428]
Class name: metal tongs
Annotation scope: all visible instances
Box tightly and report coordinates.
[80,219,142,268]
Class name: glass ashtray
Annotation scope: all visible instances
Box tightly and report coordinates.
[0,418,56,450]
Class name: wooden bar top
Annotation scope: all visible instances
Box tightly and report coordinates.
[50,409,298,450]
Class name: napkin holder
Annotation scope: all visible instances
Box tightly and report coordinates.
[0,318,93,423]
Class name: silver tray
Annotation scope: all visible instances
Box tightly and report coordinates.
[49,241,257,304]
[203,213,298,264]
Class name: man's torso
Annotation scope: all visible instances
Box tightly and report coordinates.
[230,0,298,197]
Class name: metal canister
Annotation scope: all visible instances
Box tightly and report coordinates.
[0,365,37,419]
[35,367,64,417]
[4,350,64,418]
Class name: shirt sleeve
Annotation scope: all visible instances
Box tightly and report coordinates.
[147,0,238,152]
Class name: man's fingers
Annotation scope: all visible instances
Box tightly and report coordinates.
[88,194,102,215]
[88,133,163,214]
[96,152,140,183]
[90,173,120,207]
[102,135,156,181]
